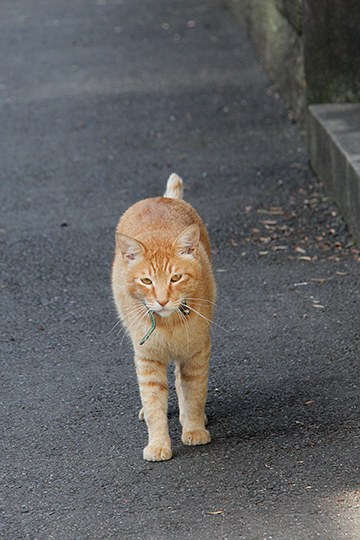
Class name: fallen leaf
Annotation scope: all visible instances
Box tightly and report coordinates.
[305,400,315,406]
[261,219,278,226]
[271,245,288,251]
[312,304,325,309]
[256,208,284,216]
[295,246,307,254]
[258,251,269,256]
[206,510,224,515]
[311,278,328,284]
[298,256,312,262]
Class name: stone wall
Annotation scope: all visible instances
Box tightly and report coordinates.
[228,0,360,123]
[228,1,360,244]
[228,0,305,121]
[303,0,360,104]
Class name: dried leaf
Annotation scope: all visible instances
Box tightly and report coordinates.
[261,219,278,226]
[312,304,325,309]
[295,246,307,254]
[298,256,312,262]
[206,510,224,515]
[304,400,315,406]
[311,278,328,284]
[256,208,284,216]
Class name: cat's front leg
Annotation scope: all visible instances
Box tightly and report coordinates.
[135,355,172,461]
[176,343,211,446]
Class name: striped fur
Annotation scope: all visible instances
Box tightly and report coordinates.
[112,174,216,461]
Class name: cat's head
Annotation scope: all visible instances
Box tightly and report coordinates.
[116,224,201,318]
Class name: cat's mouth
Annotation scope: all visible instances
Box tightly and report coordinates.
[139,300,190,345]
[154,307,173,318]
[147,300,190,318]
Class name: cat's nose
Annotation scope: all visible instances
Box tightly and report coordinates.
[156,299,168,307]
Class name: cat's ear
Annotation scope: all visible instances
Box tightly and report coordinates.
[116,233,144,263]
[174,224,200,257]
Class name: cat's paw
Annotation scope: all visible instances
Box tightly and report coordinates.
[143,444,173,462]
[181,428,211,446]
[138,408,144,421]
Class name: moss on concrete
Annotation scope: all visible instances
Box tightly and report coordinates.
[228,0,306,121]
[228,0,360,123]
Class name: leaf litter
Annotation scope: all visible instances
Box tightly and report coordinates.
[240,180,359,263]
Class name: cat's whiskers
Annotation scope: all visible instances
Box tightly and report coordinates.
[185,305,230,333]
[123,303,148,318]
[118,307,149,347]
[108,303,145,336]
[109,304,148,346]
[186,297,217,307]
[123,304,149,328]
[115,304,148,329]
[107,318,123,335]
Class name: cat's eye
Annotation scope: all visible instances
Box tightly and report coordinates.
[170,274,182,283]
[141,277,152,285]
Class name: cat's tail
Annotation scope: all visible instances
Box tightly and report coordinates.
[164,173,184,200]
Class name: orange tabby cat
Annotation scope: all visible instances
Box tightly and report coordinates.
[112,173,216,461]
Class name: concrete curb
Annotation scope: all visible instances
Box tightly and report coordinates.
[307,104,360,245]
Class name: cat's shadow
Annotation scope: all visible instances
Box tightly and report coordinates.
[205,374,358,445]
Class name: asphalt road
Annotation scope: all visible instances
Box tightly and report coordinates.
[1,1,359,539]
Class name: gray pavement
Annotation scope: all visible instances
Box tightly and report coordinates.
[1,1,359,539]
